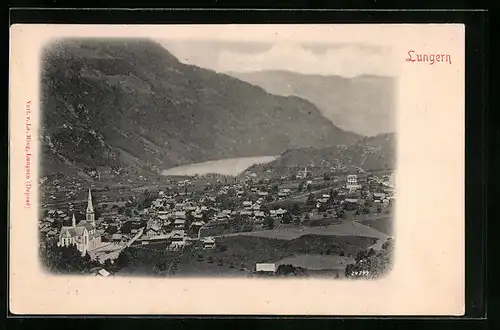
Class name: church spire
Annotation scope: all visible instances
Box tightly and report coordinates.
[86,188,95,226]
[86,188,94,213]
[72,213,76,228]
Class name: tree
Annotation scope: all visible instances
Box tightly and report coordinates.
[41,241,98,274]
[276,264,295,275]
[263,216,274,230]
[106,226,118,235]
[114,248,131,270]
[377,206,382,213]
[185,212,195,230]
[318,203,327,213]
[125,208,132,217]
[306,193,315,206]
[271,184,279,193]
[323,173,331,181]
[298,182,305,192]
[281,212,292,224]
[290,203,301,216]
[355,249,369,262]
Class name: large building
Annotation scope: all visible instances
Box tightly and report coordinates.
[58,188,102,256]
[346,174,361,190]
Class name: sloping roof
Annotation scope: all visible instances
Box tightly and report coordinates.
[98,269,110,277]
[201,237,215,244]
[77,220,94,231]
[256,263,276,272]
[60,226,77,237]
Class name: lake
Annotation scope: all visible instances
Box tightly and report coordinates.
[162,155,279,176]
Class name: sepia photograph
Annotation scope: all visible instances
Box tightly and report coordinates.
[38,37,396,279]
[10,24,464,315]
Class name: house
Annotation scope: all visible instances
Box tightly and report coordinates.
[275,208,287,216]
[190,221,205,229]
[111,233,123,242]
[255,263,276,273]
[168,230,187,250]
[174,203,185,210]
[254,211,265,218]
[152,200,163,208]
[347,174,359,188]
[257,191,268,197]
[98,269,110,277]
[242,201,252,207]
[373,192,386,201]
[174,219,186,229]
[201,237,216,249]
[158,214,169,221]
[174,211,186,219]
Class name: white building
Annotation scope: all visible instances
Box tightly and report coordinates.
[346,174,361,190]
[255,263,276,273]
[58,188,102,256]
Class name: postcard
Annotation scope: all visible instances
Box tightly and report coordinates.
[9,24,464,315]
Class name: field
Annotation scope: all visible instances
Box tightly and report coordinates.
[357,216,393,235]
[275,254,354,270]
[117,234,376,277]
[232,221,391,241]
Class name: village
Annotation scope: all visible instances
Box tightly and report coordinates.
[39,165,396,278]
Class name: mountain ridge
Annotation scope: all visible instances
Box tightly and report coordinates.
[41,39,361,179]
[226,70,396,137]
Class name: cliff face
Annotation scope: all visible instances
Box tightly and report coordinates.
[41,39,360,177]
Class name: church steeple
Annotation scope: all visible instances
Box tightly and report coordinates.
[86,188,95,226]
[72,213,76,228]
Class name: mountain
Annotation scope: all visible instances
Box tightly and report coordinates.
[226,70,395,137]
[40,39,360,178]
[247,133,396,174]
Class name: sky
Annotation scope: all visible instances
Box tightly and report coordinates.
[160,40,395,78]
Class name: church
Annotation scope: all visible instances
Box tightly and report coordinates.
[58,188,102,256]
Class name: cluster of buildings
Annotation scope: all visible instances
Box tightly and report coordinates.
[40,166,396,264]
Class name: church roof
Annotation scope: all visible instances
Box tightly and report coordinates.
[60,226,86,237]
[77,220,95,231]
